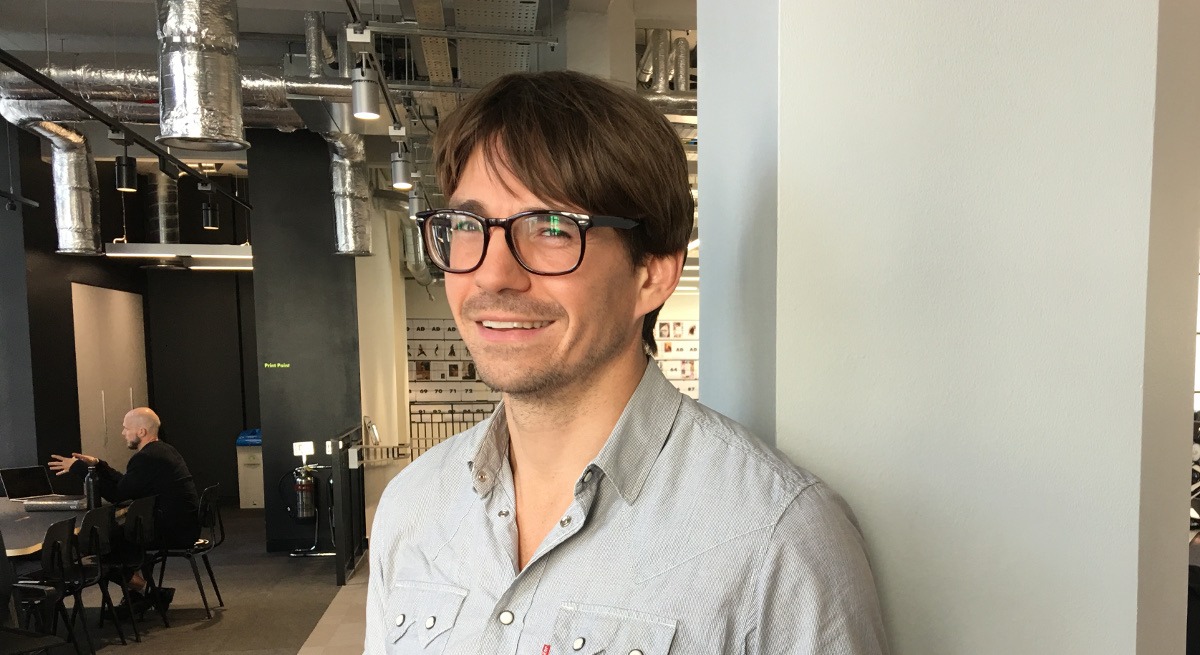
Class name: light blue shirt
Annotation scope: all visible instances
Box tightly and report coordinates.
[366,361,888,654]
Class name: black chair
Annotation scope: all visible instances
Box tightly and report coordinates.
[1,527,71,655]
[155,484,225,619]
[77,505,126,645]
[120,496,169,631]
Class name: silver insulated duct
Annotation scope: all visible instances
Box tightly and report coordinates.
[25,122,102,255]
[672,38,691,92]
[156,0,248,150]
[146,171,180,244]
[324,132,371,256]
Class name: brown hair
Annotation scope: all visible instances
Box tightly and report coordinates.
[433,70,693,355]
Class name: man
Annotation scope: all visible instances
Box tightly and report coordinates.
[49,407,199,595]
[366,71,888,654]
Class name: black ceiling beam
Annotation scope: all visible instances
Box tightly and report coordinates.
[0,46,252,211]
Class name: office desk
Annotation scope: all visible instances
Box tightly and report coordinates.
[1,499,84,557]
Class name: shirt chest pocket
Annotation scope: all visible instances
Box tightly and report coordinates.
[384,582,468,654]
[551,603,677,655]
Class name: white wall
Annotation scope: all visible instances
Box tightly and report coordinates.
[700,0,1200,653]
[355,212,410,535]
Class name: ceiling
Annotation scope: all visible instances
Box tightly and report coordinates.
[0,0,700,272]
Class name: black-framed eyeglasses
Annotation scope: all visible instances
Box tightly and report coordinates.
[414,209,640,276]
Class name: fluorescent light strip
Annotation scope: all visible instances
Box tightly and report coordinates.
[683,264,699,271]
[190,265,254,271]
[106,252,179,258]
[192,254,254,260]
[680,276,699,282]
[676,285,698,291]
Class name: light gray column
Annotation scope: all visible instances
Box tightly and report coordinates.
[696,0,778,444]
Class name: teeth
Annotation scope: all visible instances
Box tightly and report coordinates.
[481,320,550,330]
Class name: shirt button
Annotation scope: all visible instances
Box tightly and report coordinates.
[573,637,586,650]
[630,650,644,655]
[498,510,510,518]
[560,516,572,528]
[394,614,406,627]
[498,610,514,625]
[425,616,436,629]
[583,471,593,483]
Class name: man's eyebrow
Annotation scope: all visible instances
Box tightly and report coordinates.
[448,199,485,213]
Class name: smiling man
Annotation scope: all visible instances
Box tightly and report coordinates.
[366,71,887,654]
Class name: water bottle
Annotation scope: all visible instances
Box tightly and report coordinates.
[84,465,98,509]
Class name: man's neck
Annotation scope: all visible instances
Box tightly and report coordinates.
[504,346,647,492]
[137,436,160,452]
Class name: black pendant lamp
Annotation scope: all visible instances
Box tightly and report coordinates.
[115,146,137,193]
[202,198,219,230]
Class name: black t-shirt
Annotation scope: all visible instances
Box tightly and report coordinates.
[72,440,201,548]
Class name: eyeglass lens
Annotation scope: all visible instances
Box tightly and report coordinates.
[425,212,583,274]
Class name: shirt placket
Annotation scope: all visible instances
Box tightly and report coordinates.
[474,465,602,655]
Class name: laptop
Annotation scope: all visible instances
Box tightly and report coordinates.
[0,466,87,510]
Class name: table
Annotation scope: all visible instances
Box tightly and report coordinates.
[1,498,85,557]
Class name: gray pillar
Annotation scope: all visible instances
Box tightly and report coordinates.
[0,121,38,468]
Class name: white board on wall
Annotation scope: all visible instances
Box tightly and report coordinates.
[72,283,148,471]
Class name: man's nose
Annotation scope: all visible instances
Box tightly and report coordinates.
[471,227,530,292]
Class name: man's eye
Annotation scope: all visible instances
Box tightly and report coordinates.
[452,220,481,232]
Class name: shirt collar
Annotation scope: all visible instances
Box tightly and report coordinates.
[467,360,683,504]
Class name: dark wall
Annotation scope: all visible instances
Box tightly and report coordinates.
[246,129,361,552]
[0,124,37,469]
[144,270,256,500]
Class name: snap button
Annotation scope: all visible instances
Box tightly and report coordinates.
[630,650,644,655]
[499,610,514,625]
[583,470,593,483]
[394,614,406,627]
[425,616,436,629]
[573,637,586,650]
[560,516,572,528]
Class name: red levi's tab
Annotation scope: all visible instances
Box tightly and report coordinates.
[542,646,551,655]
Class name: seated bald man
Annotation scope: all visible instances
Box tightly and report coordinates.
[49,407,200,593]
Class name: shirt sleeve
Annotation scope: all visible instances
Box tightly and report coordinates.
[744,482,889,655]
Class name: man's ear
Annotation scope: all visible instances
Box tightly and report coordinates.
[635,250,685,318]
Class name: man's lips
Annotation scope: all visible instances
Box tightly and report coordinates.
[478,320,552,330]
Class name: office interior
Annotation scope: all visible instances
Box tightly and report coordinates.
[0,0,699,651]
[3,1,1200,654]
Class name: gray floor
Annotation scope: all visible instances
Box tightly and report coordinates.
[46,506,341,654]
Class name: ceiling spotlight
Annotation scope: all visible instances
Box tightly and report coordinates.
[351,61,381,120]
[115,147,137,193]
[391,149,412,191]
[202,200,219,230]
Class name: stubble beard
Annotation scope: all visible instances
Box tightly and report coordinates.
[472,323,632,402]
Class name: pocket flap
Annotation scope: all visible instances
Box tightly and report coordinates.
[553,602,677,655]
[384,581,468,648]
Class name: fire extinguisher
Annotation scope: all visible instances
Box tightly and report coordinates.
[279,465,317,523]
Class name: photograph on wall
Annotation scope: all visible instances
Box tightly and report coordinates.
[680,360,696,380]
[415,361,431,381]
[464,362,477,381]
[658,322,670,338]
[672,321,683,338]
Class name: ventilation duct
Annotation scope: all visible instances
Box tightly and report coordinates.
[303,12,336,79]
[324,132,371,256]
[156,0,248,150]
[373,188,433,286]
[637,30,659,84]
[20,121,101,255]
[651,29,672,94]
[146,171,180,244]
[672,38,691,92]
